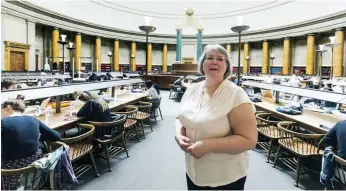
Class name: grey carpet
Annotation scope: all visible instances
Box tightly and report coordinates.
[77,90,321,190]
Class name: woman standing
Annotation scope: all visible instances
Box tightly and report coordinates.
[175,44,257,190]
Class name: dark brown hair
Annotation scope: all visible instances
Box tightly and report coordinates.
[1,97,26,113]
[1,78,16,90]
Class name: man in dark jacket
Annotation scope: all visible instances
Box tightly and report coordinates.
[323,120,346,159]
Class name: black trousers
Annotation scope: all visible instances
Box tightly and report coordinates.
[186,174,246,190]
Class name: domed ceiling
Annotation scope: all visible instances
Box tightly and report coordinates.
[29,0,346,35]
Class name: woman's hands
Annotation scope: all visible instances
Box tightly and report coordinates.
[175,135,192,152]
[176,135,210,160]
[175,118,210,159]
[186,141,209,159]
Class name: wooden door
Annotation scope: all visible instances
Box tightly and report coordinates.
[35,55,39,71]
[10,51,25,71]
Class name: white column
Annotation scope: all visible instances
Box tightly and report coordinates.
[27,20,36,71]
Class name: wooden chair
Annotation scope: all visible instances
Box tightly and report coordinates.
[130,101,153,137]
[169,84,174,99]
[273,121,325,187]
[149,98,163,123]
[170,85,184,101]
[1,142,66,190]
[254,110,266,124]
[60,124,99,178]
[335,155,346,189]
[88,116,128,172]
[255,112,284,163]
[113,106,141,142]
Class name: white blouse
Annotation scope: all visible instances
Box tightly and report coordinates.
[178,79,255,187]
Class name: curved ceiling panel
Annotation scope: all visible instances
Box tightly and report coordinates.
[29,0,346,35]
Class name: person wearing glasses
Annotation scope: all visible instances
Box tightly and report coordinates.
[175,44,257,190]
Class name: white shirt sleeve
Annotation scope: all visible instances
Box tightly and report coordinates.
[230,87,256,113]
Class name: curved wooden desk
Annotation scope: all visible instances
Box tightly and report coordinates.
[37,92,147,130]
[255,98,346,133]
[146,74,182,89]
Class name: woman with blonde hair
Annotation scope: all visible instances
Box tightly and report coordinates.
[74,91,112,122]
[175,44,257,190]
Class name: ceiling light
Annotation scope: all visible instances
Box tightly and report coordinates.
[329,36,336,44]
[144,16,152,26]
[60,34,67,42]
[236,16,243,26]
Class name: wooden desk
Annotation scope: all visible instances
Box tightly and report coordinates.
[146,74,182,89]
[255,98,346,133]
[38,92,147,130]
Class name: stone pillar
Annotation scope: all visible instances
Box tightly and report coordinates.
[147,42,152,72]
[243,42,249,74]
[306,34,316,75]
[176,29,182,62]
[75,33,82,71]
[113,39,119,71]
[131,41,136,71]
[262,40,269,74]
[52,28,59,68]
[197,29,203,61]
[283,37,291,75]
[226,44,231,55]
[95,36,101,72]
[163,44,168,72]
[333,29,344,77]
[27,20,35,71]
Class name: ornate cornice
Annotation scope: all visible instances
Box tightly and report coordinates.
[2,0,346,44]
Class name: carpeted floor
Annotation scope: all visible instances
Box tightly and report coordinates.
[77,90,322,190]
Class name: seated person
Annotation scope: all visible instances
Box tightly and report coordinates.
[52,62,58,71]
[88,73,100,82]
[289,70,304,87]
[74,91,112,122]
[1,78,17,90]
[323,120,346,159]
[122,73,129,79]
[74,91,124,153]
[154,83,160,95]
[57,78,69,86]
[104,73,113,81]
[1,98,61,190]
[145,80,160,100]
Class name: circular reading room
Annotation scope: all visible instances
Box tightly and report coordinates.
[1,0,346,190]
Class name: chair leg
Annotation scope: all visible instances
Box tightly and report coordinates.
[89,152,100,177]
[266,140,273,163]
[105,144,112,172]
[159,107,163,120]
[140,121,146,139]
[122,134,129,157]
[154,110,157,124]
[123,130,128,146]
[295,157,301,187]
[134,123,140,142]
[272,145,282,168]
[169,90,172,99]
[148,118,153,132]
